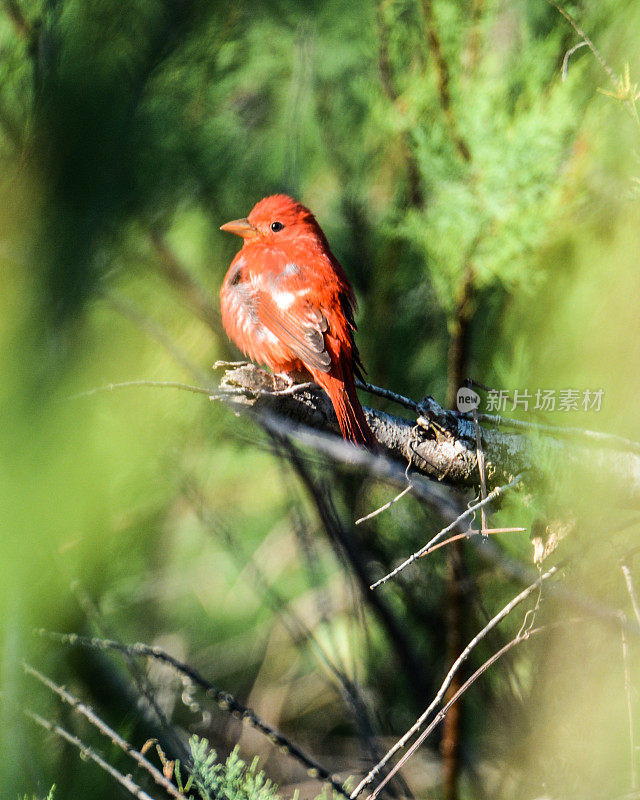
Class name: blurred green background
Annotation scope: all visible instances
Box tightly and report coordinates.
[2,0,640,798]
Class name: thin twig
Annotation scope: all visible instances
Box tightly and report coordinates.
[370,475,523,589]
[24,663,183,799]
[544,0,617,85]
[562,40,589,81]
[546,2,640,128]
[68,379,216,400]
[34,630,349,798]
[468,380,488,532]
[356,379,420,413]
[351,565,557,798]
[22,707,155,800]
[621,563,640,629]
[355,485,413,526]
[619,610,637,791]
[472,411,640,454]
[68,378,319,404]
[418,526,527,557]
[621,562,640,791]
[367,621,563,800]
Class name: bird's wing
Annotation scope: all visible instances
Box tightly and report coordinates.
[256,290,332,373]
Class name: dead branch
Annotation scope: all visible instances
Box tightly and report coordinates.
[351,565,558,798]
[369,475,523,589]
[24,663,183,799]
[23,707,155,800]
[35,629,349,799]
[216,364,640,507]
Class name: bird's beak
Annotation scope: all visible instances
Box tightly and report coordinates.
[220,218,258,240]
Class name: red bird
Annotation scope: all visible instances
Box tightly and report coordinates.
[220,194,375,448]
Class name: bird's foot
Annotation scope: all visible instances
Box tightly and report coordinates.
[275,381,317,396]
[275,371,295,388]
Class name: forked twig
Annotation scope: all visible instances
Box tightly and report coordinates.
[418,526,526,557]
[366,621,568,800]
[370,475,523,589]
[351,565,557,798]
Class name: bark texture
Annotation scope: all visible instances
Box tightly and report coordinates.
[216,364,640,507]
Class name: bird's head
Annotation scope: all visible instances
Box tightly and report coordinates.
[220,194,321,245]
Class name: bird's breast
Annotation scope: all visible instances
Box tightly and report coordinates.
[220,255,289,364]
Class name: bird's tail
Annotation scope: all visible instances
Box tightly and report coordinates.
[315,366,377,449]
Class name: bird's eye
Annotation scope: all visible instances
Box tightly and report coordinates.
[270,221,284,232]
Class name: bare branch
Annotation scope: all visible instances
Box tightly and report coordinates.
[351,566,558,798]
[545,0,618,86]
[355,484,413,526]
[621,563,640,629]
[370,475,522,589]
[618,611,638,791]
[356,379,420,413]
[34,629,349,799]
[22,707,155,800]
[216,364,640,507]
[416,525,527,556]
[366,622,566,800]
[68,379,216,400]
[24,663,183,799]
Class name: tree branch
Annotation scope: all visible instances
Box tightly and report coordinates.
[216,364,640,507]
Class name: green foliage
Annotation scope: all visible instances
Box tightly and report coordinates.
[18,787,55,800]
[177,739,282,800]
